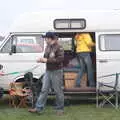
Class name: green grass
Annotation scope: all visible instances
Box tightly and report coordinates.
[0,97,120,120]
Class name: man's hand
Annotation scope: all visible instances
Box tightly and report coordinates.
[37,58,47,63]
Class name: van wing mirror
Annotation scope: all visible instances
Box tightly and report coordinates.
[0,64,3,70]
[9,45,16,55]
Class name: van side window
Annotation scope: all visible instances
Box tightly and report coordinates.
[99,34,120,51]
[14,35,44,53]
[1,38,12,53]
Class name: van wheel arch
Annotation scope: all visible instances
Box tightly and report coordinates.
[15,76,43,93]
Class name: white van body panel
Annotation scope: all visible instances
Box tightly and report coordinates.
[0,53,45,90]
[96,32,120,89]
[10,10,120,33]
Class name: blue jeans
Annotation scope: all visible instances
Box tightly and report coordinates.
[76,53,95,87]
[35,70,64,112]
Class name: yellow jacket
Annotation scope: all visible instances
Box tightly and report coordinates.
[75,33,95,53]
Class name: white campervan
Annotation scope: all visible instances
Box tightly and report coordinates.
[0,10,120,94]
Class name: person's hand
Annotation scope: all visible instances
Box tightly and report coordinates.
[37,58,47,63]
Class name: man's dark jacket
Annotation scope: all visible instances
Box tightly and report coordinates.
[44,42,64,71]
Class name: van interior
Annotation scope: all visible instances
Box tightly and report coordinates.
[56,32,96,93]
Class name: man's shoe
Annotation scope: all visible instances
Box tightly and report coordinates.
[56,110,64,116]
[28,108,37,113]
[28,108,43,114]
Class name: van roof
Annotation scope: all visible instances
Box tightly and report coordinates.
[10,10,120,33]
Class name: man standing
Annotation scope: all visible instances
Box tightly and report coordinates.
[75,33,95,87]
[28,32,64,115]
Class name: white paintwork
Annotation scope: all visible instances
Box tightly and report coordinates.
[10,10,120,32]
[96,32,120,90]
[0,41,2,46]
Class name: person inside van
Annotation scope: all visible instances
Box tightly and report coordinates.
[28,32,64,115]
[74,33,95,87]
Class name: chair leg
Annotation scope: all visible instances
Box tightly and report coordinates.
[9,95,12,107]
[99,92,117,108]
[102,94,115,107]
[17,96,28,108]
[96,89,99,108]
[115,91,118,109]
[9,95,17,108]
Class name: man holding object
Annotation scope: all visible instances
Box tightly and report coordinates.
[28,32,64,115]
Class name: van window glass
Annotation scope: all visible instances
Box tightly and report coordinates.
[14,35,44,53]
[58,38,72,50]
[1,37,12,53]
[100,34,120,51]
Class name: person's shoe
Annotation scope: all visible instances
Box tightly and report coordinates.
[56,110,64,116]
[28,108,43,114]
[28,108,37,113]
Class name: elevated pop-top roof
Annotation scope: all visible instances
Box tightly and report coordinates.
[9,10,120,33]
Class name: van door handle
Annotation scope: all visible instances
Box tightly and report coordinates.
[99,60,108,63]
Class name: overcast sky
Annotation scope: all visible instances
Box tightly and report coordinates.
[0,0,120,36]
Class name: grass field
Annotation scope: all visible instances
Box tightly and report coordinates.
[0,97,120,120]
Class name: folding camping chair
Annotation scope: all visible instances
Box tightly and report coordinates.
[96,73,119,109]
[9,82,31,108]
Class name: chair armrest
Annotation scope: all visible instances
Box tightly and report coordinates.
[102,84,114,89]
[98,82,114,89]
